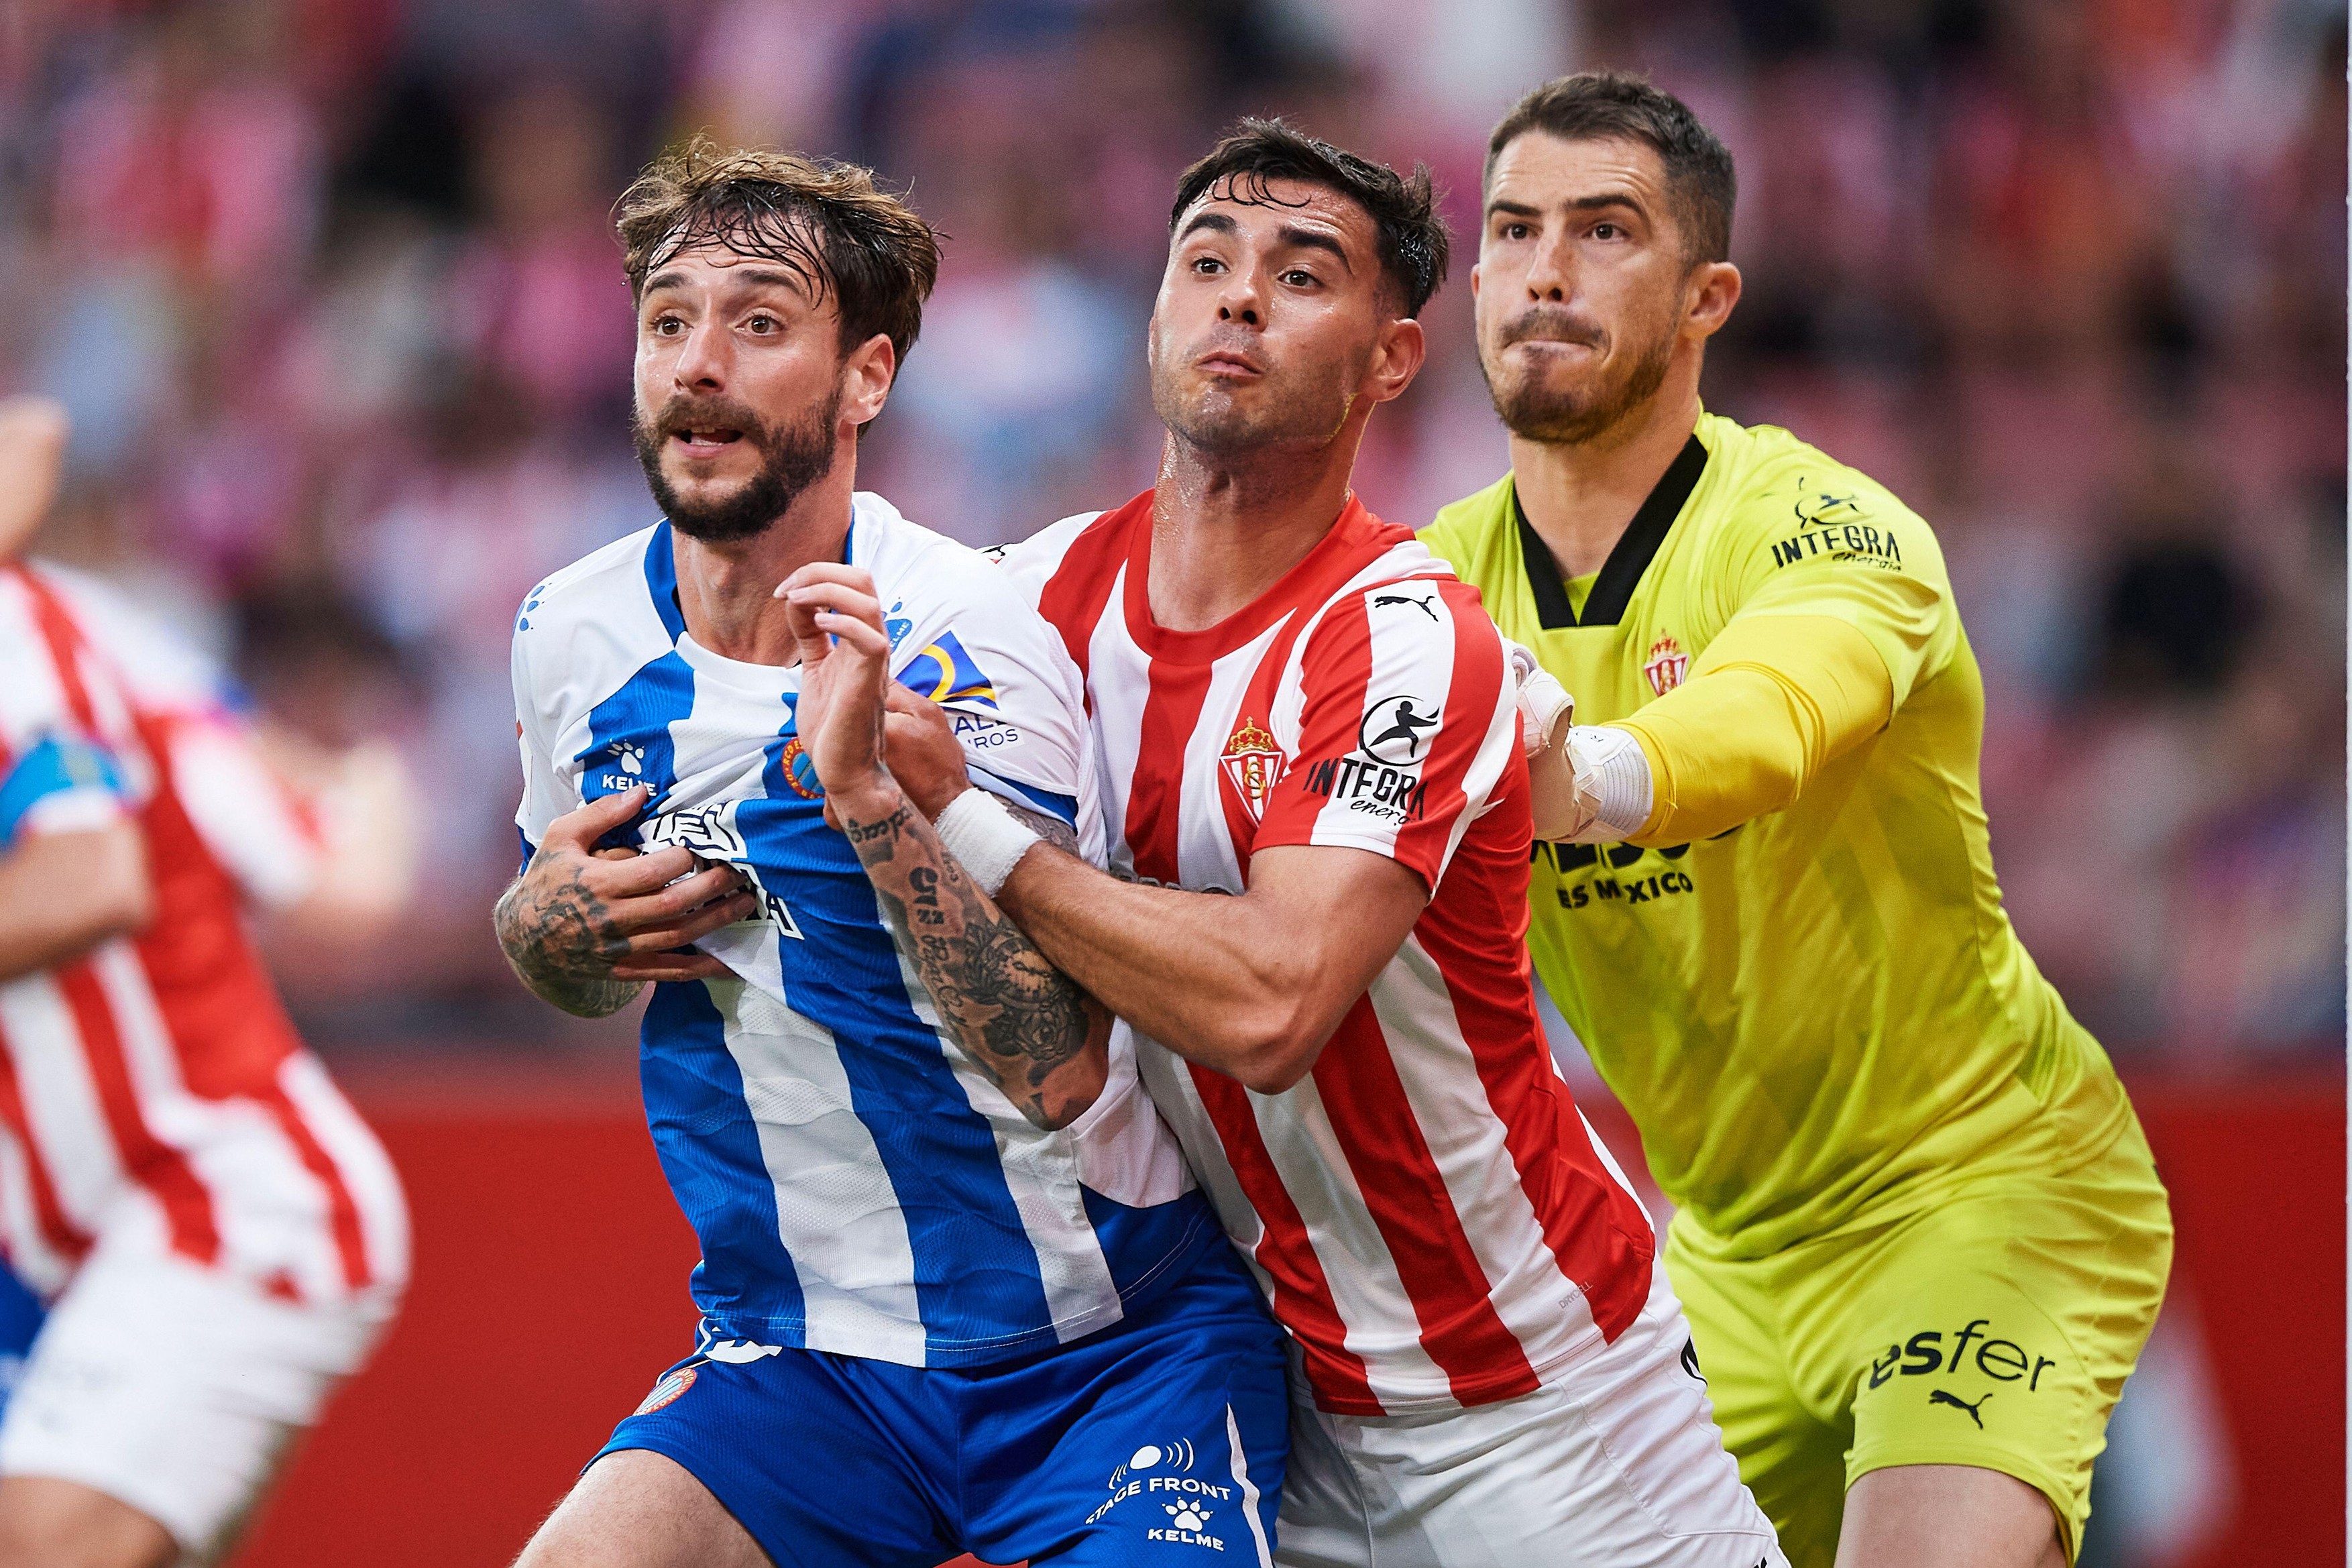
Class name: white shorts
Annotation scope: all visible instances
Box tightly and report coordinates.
[1276,1263,1787,1568]
[0,1243,395,1562]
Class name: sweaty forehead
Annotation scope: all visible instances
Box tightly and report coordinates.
[644,225,828,302]
[1486,132,1667,211]
[1181,175,1376,259]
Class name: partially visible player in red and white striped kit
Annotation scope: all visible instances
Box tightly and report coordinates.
[0,398,410,1568]
[857,123,1785,1567]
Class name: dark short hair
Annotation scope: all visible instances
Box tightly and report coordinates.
[1170,118,1450,318]
[1485,72,1736,265]
[616,137,940,368]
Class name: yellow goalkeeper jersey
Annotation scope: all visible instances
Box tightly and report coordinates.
[1423,410,2135,1260]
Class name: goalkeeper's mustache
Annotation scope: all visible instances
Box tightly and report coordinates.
[1499,306,1608,351]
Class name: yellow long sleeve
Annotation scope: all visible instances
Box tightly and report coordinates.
[1613,614,1893,845]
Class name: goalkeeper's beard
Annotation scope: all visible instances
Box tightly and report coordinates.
[1483,302,1677,447]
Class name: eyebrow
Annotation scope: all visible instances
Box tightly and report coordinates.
[1176,210,1355,271]
[1487,192,1650,221]
[1177,210,1237,243]
[640,266,813,301]
[1276,223,1353,270]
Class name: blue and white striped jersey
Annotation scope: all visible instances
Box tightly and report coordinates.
[511,492,1211,1368]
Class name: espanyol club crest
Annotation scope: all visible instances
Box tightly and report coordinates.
[775,734,823,800]
[633,1366,695,1416]
[1643,634,1690,696]
[1220,718,1284,824]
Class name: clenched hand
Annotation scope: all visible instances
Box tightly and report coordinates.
[493,785,757,1015]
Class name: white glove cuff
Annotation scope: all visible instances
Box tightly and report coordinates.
[932,787,1041,898]
[1565,726,1655,843]
[1510,649,1575,761]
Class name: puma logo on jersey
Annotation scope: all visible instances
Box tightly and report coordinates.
[1930,1388,1990,1428]
[1372,592,1439,622]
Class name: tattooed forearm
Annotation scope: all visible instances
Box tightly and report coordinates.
[843,802,912,846]
[492,868,642,1019]
[838,789,1103,1129]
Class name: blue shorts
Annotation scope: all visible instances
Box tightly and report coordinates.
[596,1239,1288,1567]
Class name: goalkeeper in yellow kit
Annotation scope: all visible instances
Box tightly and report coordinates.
[1423,72,2171,1568]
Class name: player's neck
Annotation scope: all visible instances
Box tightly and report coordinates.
[1145,427,1362,633]
[672,464,858,665]
[1509,376,1703,581]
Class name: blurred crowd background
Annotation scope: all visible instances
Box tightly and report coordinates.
[0,0,2341,1060]
[0,5,2338,1565]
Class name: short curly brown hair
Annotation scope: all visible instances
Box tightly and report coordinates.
[615,138,940,366]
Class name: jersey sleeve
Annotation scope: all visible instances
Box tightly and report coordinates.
[1255,578,1521,891]
[889,555,1105,868]
[511,607,573,870]
[1708,463,1956,708]
[0,578,130,845]
[157,712,322,909]
[1608,458,1957,846]
[1611,616,1894,845]
[0,730,125,844]
[48,573,325,905]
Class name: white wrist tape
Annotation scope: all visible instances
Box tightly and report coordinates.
[932,787,1041,898]
[1508,643,1575,760]
[1565,726,1654,843]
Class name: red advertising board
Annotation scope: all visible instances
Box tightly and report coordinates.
[232,1062,2342,1568]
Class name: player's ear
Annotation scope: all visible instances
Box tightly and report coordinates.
[1367,315,1426,406]
[841,333,897,430]
[1683,261,1741,342]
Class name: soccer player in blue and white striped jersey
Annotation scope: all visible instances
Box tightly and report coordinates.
[496,142,1286,1568]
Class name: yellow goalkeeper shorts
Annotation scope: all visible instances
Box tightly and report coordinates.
[1664,1116,2172,1567]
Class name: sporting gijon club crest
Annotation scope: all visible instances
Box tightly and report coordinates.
[1219,718,1284,824]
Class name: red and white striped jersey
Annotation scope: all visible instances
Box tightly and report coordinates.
[1000,492,1655,1416]
[44,567,329,911]
[0,564,406,1307]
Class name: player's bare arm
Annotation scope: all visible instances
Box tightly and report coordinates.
[493,793,756,1017]
[881,693,1424,1095]
[783,563,1108,1129]
[838,797,1107,1129]
[0,822,154,983]
[0,401,152,983]
[0,396,67,560]
[1015,841,1424,1095]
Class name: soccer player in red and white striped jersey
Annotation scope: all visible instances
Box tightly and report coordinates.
[864,125,1785,1565]
[0,399,408,1568]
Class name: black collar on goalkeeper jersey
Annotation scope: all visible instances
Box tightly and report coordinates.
[1514,432,1710,630]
